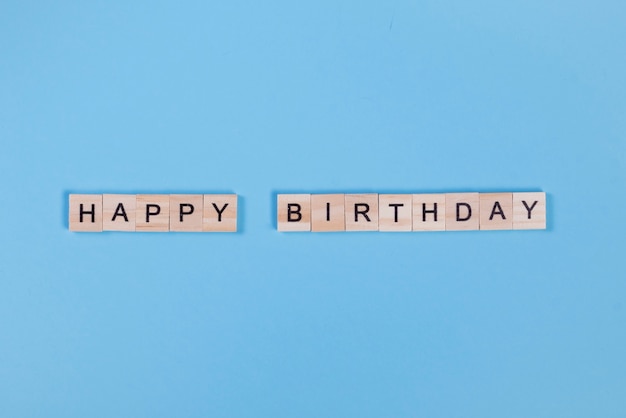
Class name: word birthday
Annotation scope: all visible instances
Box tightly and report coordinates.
[277,192,546,232]
[69,194,237,232]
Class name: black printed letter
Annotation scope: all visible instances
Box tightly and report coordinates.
[111,203,128,222]
[522,200,538,219]
[146,204,160,223]
[179,204,194,222]
[79,203,95,223]
[456,203,472,222]
[489,202,506,221]
[287,204,302,222]
[389,203,404,223]
[354,204,371,222]
[422,203,438,222]
[212,203,229,222]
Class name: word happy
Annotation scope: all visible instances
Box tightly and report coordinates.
[69,194,237,232]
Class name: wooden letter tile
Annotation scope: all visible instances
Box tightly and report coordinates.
[379,194,412,232]
[345,194,379,231]
[311,194,345,232]
[479,193,513,230]
[204,194,238,232]
[69,194,102,232]
[103,194,136,231]
[170,194,203,232]
[277,194,311,232]
[513,192,546,230]
[136,195,170,232]
[445,193,480,231]
[412,194,446,231]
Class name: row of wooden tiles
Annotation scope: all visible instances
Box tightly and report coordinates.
[278,193,546,231]
[69,194,238,232]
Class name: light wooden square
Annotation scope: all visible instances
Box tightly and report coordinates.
[277,194,311,232]
[69,194,102,232]
[345,194,379,231]
[479,193,513,230]
[311,194,345,232]
[204,194,238,232]
[513,192,546,230]
[136,195,170,232]
[103,194,136,231]
[412,194,446,231]
[170,194,203,232]
[445,193,480,231]
[379,194,412,232]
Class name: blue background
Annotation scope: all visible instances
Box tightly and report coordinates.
[1,1,625,417]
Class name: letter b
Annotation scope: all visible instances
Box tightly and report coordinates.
[287,203,302,222]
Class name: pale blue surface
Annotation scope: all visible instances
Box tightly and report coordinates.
[1,1,625,417]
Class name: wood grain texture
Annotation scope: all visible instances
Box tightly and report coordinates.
[103,194,136,231]
[136,195,170,232]
[345,194,379,231]
[412,194,446,231]
[69,194,103,232]
[277,194,311,232]
[513,192,546,230]
[379,194,412,232]
[479,193,512,230]
[204,194,238,232]
[445,193,480,231]
[170,194,203,232]
[311,194,345,232]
